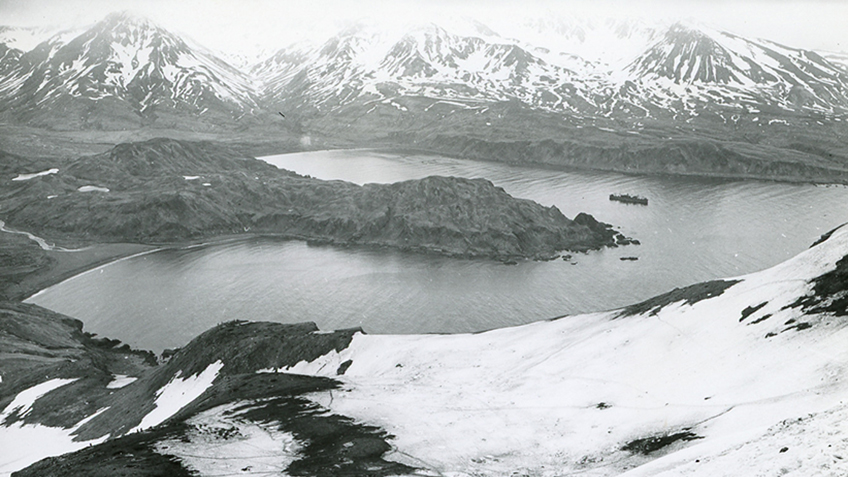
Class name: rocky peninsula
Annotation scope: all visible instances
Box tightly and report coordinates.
[0,138,631,300]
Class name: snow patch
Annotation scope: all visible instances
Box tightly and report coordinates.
[0,379,112,476]
[0,379,78,421]
[77,185,109,193]
[131,360,224,432]
[106,375,138,389]
[0,421,107,477]
[11,168,58,181]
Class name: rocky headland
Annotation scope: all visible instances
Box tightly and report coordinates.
[0,138,631,300]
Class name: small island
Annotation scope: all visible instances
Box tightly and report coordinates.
[610,193,648,205]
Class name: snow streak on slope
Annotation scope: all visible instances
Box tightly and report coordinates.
[131,360,224,433]
[275,225,848,476]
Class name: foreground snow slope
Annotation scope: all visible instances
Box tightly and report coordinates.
[4,224,848,476]
[276,224,848,476]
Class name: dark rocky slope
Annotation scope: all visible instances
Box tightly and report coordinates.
[0,138,627,262]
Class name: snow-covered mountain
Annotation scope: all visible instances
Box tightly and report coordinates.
[1,12,846,180]
[3,12,846,129]
[0,12,258,129]
[251,18,848,120]
[0,25,68,53]
[627,23,848,114]
[252,23,595,112]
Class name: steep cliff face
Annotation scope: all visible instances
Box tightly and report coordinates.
[0,138,626,260]
[4,225,848,476]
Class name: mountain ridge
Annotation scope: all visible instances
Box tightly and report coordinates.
[1,11,847,183]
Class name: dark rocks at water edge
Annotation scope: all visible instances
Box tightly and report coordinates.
[610,193,648,206]
[0,138,635,262]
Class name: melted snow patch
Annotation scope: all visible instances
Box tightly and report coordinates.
[11,168,58,181]
[131,360,224,433]
[106,375,138,389]
[155,401,302,476]
[77,185,110,193]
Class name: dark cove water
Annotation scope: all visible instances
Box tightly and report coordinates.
[27,150,848,353]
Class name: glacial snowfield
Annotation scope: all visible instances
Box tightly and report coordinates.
[2,224,848,476]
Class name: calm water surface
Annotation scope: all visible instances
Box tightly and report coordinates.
[28,149,848,353]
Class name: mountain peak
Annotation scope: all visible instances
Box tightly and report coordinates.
[101,10,155,28]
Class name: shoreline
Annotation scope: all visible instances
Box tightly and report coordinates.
[12,233,267,302]
[262,144,848,187]
[8,242,157,302]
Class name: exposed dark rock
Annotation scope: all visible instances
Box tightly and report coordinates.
[750,313,773,325]
[788,255,848,317]
[810,223,846,248]
[618,280,740,317]
[337,359,354,375]
[622,431,703,455]
[739,302,768,322]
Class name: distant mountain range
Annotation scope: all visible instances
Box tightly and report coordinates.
[1,11,847,181]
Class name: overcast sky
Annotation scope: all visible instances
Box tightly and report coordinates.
[1,0,847,54]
